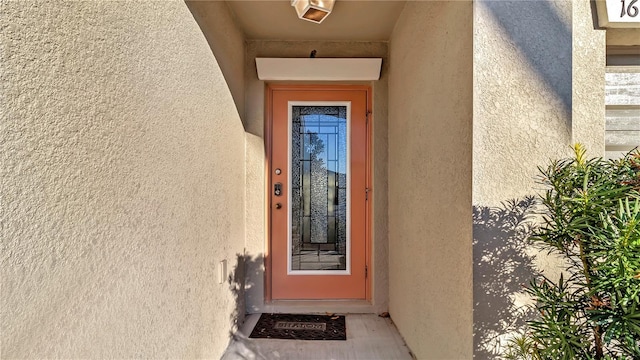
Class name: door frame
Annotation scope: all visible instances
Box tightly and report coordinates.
[264,84,372,302]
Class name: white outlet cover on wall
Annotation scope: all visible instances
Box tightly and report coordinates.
[219,260,227,284]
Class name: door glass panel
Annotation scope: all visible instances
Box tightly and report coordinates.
[291,105,348,271]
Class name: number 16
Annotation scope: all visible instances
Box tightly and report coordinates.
[621,0,639,18]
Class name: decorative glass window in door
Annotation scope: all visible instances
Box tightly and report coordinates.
[290,105,349,272]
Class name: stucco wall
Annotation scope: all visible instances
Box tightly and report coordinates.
[186,0,246,122]
[473,0,606,358]
[474,0,573,207]
[243,41,390,314]
[1,1,245,358]
[388,2,473,359]
[573,0,607,155]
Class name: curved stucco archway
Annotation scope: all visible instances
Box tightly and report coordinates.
[2,1,245,358]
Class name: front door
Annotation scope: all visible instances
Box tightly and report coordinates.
[268,85,370,300]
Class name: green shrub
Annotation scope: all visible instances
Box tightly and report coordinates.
[504,144,640,360]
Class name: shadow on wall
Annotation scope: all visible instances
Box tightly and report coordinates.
[473,197,541,359]
[224,253,269,360]
[481,0,572,116]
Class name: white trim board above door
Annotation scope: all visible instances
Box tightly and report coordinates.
[256,58,382,81]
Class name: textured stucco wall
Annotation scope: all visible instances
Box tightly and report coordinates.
[1,1,245,358]
[474,0,573,207]
[186,0,246,122]
[573,0,606,155]
[388,2,473,359]
[243,41,389,314]
[473,1,606,358]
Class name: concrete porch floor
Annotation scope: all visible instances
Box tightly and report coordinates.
[222,314,414,360]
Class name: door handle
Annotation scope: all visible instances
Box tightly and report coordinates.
[274,182,282,197]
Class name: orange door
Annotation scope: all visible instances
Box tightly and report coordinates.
[269,85,370,300]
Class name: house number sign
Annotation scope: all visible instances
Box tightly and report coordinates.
[597,0,640,27]
[620,0,639,17]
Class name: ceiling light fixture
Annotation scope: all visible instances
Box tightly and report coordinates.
[291,0,335,24]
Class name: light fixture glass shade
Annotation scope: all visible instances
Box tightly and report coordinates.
[291,0,335,24]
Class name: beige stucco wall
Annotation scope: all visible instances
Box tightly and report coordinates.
[1,1,245,358]
[243,40,390,314]
[573,0,607,155]
[388,2,474,359]
[474,0,573,207]
[473,0,606,358]
[186,0,246,121]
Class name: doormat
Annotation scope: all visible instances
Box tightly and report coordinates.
[249,313,346,341]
